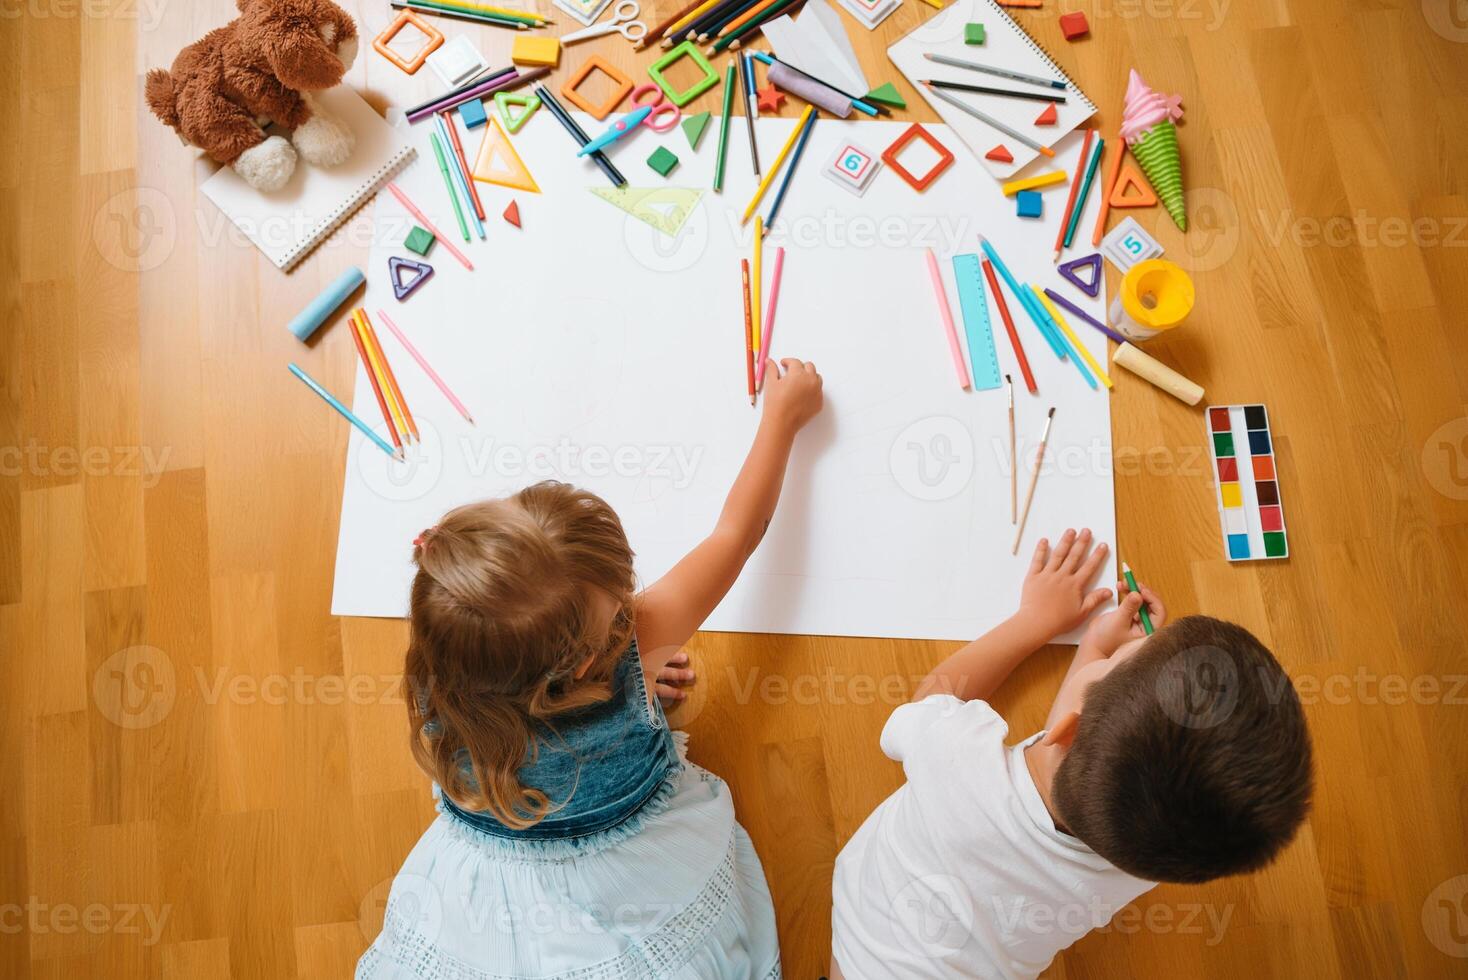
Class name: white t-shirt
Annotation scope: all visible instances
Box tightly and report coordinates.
[831,694,1154,980]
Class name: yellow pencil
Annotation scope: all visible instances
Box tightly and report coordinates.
[662,0,723,43]
[355,312,410,441]
[742,105,815,224]
[752,216,762,353]
[360,309,420,443]
[1036,291,1113,389]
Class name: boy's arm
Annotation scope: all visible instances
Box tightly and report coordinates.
[913,529,1113,702]
[636,359,823,676]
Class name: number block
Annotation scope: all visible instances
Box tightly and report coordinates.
[823,142,882,197]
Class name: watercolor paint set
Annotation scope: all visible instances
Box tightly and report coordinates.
[1206,404,1288,561]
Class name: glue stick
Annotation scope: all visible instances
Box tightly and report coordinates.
[287,266,365,342]
[1108,259,1193,343]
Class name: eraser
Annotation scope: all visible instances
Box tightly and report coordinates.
[287,266,364,341]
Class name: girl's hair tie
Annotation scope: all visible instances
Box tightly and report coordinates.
[414,526,438,549]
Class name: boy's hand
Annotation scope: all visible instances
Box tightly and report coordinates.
[761,359,823,437]
[1084,578,1167,655]
[1017,529,1113,642]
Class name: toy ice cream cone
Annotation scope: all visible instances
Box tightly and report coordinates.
[1121,70,1186,231]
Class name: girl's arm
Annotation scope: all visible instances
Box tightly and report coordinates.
[636,359,824,677]
[913,529,1113,702]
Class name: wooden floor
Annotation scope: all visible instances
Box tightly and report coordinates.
[4,0,1468,974]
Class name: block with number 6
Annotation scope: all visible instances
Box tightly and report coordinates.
[823,142,882,197]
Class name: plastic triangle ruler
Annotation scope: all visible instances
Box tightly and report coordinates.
[588,187,703,237]
[472,115,541,193]
[951,253,1002,391]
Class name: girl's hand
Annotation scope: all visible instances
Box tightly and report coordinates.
[1016,529,1113,642]
[1084,578,1167,656]
[761,359,823,437]
[653,650,696,704]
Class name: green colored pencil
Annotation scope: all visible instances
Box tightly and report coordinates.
[1122,561,1154,635]
[429,132,470,242]
[400,0,541,26]
[713,62,736,192]
[710,0,801,53]
[1062,136,1104,250]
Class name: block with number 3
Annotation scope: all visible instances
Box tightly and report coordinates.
[823,142,882,197]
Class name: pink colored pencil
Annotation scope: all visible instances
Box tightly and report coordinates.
[376,310,475,425]
[385,182,474,271]
[925,248,971,390]
[755,246,785,391]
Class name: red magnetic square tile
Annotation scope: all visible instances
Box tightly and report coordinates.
[881,124,955,193]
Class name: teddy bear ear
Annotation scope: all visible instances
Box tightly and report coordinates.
[267,22,347,90]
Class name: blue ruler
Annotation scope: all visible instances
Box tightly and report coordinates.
[951,253,1002,391]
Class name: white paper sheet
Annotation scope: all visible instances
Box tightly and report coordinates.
[330,114,1114,641]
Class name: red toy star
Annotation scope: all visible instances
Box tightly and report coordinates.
[756,84,785,114]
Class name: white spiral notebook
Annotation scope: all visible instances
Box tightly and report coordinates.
[887,0,1095,178]
[200,86,415,271]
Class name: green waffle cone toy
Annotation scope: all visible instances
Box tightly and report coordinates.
[1121,70,1187,231]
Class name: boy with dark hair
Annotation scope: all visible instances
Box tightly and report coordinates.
[830,529,1313,980]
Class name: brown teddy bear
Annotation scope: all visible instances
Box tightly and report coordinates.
[146,0,360,191]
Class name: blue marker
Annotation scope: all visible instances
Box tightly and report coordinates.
[979,237,1067,360]
[579,106,652,157]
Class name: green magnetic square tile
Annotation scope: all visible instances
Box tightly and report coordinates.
[965,22,985,43]
[647,145,679,177]
[647,41,719,107]
[404,226,435,255]
[1263,531,1288,557]
[1212,432,1234,457]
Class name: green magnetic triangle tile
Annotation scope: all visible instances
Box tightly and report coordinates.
[494,91,541,134]
[864,82,906,109]
[682,111,711,150]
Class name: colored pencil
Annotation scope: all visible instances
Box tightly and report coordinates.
[440,110,486,221]
[741,259,755,405]
[751,51,882,116]
[1063,136,1105,251]
[655,0,723,46]
[1053,128,1094,260]
[1026,284,1087,379]
[714,62,737,192]
[921,83,1055,157]
[642,0,712,46]
[762,110,814,231]
[536,85,625,187]
[405,66,514,118]
[428,132,469,242]
[347,311,401,451]
[737,55,761,175]
[712,0,804,52]
[1012,407,1055,555]
[684,0,754,40]
[715,0,779,36]
[978,236,1064,360]
[1122,562,1155,634]
[742,105,813,222]
[1036,290,1111,389]
[378,310,475,425]
[1007,375,1016,522]
[700,0,764,38]
[406,66,548,121]
[1042,288,1127,345]
[436,114,485,239]
[1092,134,1126,245]
[752,216,763,351]
[925,248,970,390]
[746,53,758,119]
[386,183,474,271]
[923,79,1066,104]
[922,52,1066,90]
[356,310,412,441]
[410,0,548,24]
[396,0,532,27]
[756,246,785,390]
[288,364,400,459]
[359,309,420,441]
[982,257,1035,394]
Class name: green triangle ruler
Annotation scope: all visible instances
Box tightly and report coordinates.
[589,187,703,237]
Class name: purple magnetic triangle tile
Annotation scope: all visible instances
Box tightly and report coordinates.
[1057,252,1103,298]
[389,256,434,300]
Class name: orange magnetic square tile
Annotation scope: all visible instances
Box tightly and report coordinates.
[561,55,633,121]
[373,10,444,75]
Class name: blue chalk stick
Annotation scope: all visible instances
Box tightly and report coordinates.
[287,266,364,341]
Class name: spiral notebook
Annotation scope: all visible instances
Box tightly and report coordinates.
[887,0,1095,179]
[200,86,415,272]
